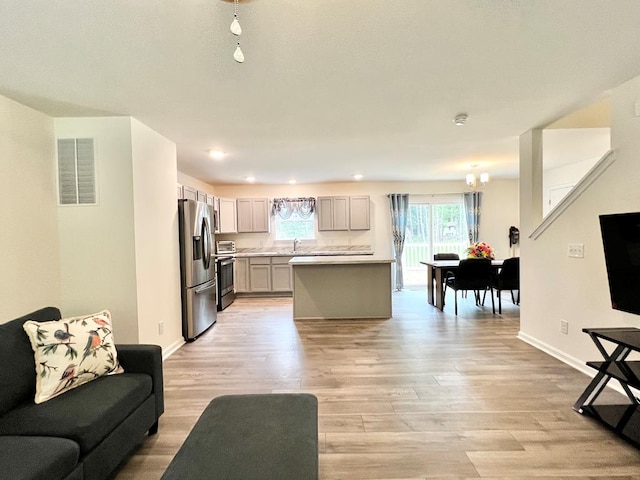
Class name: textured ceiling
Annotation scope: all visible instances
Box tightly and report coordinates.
[1,1,639,185]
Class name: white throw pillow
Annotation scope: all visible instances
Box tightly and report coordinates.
[23,310,123,404]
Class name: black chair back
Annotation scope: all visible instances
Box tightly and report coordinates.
[453,258,492,290]
[434,253,460,261]
[496,257,519,290]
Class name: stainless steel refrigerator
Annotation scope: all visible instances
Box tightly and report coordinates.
[178,199,217,341]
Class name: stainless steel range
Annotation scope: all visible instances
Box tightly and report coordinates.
[216,241,236,311]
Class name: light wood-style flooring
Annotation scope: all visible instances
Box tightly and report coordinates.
[115,289,640,479]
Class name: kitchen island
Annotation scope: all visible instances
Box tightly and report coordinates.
[290,255,395,320]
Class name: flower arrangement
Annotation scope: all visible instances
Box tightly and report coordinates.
[466,241,495,259]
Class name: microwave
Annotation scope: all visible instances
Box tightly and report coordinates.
[216,241,236,254]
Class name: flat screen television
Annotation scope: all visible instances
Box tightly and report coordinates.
[600,212,640,315]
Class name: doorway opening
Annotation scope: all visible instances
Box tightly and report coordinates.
[402,195,467,288]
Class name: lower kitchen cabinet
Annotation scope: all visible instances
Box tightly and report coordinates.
[234,258,250,293]
[236,256,292,295]
[271,257,293,292]
[249,257,272,292]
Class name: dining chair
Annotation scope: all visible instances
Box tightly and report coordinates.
[434,253,459,304]
[444,258,494,315]
[491,256,519,314]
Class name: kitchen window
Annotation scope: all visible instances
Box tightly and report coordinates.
[272,197,316,241]
[275,212,315,240]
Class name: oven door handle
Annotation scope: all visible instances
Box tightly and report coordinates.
[219,258,235,267]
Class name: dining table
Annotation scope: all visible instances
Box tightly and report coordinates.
[420,259,504,311]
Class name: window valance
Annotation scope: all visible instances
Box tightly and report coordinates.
[272,197,316,219]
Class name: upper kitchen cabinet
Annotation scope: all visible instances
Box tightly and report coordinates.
[318,196,370,231]
[196,190,207,203]
[237,198,270,233]
[182,185,198,201]
[349,195,370,230]
[218,197,238,234]
[177,183,183,199]
[206,194,218,232]
[317,196,349,231]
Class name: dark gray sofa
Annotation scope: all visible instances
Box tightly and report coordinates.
[0,307,164,480]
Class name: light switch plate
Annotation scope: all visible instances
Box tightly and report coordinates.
[568,243,585,258]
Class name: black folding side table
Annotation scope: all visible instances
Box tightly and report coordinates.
[574,327,640,447]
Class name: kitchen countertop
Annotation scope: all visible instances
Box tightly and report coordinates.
[289,255,394,265]
[228,245,374,258]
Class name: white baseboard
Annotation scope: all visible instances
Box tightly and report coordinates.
[517,330,628,397]
[162,338,185,361]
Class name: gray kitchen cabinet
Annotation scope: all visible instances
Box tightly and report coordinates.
[317,196,349,231]
[237,198,270,233]
[234,257,250,293]
[249,257,271,292]
[206,194,218,233]
[218,197,237,233]
[317,195,370,231]
[237,256,293,294]
[271,256,293,292]
[349,195,370,230]
[213,197,220,234]
[182,185,198,201]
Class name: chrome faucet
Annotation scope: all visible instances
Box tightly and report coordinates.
[293,238,302,252]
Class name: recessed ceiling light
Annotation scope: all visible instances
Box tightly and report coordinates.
[353,174,363,181]
[288,179,297,185]
[245,176,255,183]
[209,150,226,160]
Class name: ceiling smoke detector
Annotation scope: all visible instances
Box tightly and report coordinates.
[453,113,468,126]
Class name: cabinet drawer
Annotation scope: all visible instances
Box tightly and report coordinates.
[271,256,292,265]
[249,256,271,265]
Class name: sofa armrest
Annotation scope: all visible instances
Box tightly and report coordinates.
[116,344,164,420]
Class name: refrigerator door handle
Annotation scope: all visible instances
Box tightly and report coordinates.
[202,216,212,270]
[194,278,216,294]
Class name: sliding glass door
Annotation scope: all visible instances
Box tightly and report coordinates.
[402,196,467,286]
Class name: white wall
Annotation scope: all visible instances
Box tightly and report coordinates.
[519,73,640,367]
[130,119,182,347]
[54,117,183,352]
[542,128,610,216]
[55,117,139,342]
[177,171,215,195]
[210,179,519,259]
[0,95,61,321]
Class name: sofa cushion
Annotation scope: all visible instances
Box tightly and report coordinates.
[0,307,61,416]
[0,373,152,453]
[0,435,81,480]
[22,310,123,403]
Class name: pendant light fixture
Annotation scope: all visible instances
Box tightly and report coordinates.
[230,0,244,63]
[465,164,489,191]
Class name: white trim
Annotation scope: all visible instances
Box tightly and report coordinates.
[162,338,185,361]
[517,331,628,397]
[530,149,616,240]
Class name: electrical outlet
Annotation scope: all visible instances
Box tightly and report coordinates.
[158,321,164,335]
[560,319,569,335]
[568,243,584,258]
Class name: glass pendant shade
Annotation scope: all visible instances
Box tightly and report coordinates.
[466,173,475,186]
[233,44,245,63]
[230,17,242,36]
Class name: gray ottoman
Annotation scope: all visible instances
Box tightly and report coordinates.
[162,393,318,480]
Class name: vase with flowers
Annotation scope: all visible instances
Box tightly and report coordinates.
[466,241,495,259]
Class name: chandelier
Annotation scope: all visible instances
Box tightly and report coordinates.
[465,164,489,191]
